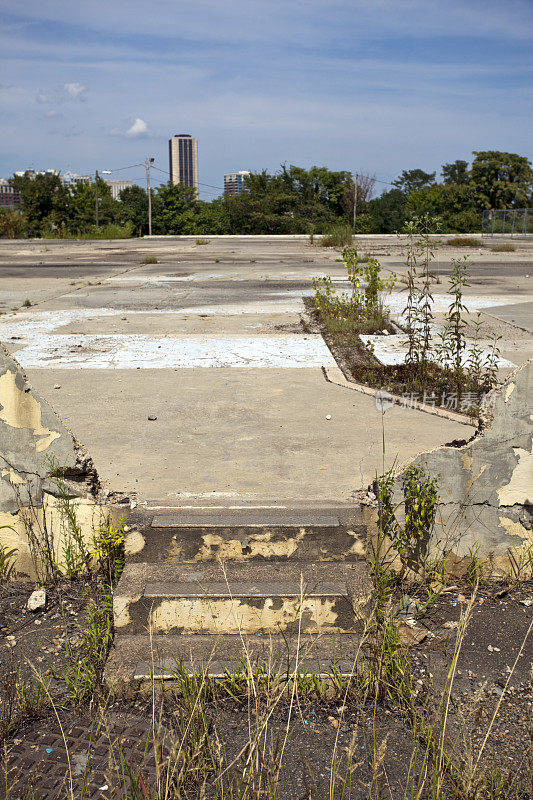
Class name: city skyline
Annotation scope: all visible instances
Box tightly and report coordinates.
[0,1,532,200]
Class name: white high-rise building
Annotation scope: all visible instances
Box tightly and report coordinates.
[224,170,251,196]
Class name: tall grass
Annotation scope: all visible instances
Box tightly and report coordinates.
[320,223,354,248]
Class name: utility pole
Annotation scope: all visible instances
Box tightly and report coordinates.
[352,172,358,231]
[146,157,154,236]
[95,169,99,227]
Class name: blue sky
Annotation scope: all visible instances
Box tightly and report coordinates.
[1,0,532,199]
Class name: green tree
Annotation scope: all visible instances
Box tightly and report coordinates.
[406,183,478,232]
[9,172,68,236]
[365,189,407,233]
[65,177,118,234]
[470,150,533,209]
[392,169,436,194]
[0,209,27,238]
[154,181,198,234]
[441,159,469,185]
[193,197,230,234]
[117,185,149,235]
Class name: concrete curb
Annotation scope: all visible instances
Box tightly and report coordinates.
[322,365,474,427]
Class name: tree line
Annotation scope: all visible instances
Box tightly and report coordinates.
[0,150,531,239]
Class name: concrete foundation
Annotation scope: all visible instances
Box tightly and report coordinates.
[0,345,110,577]
[381,359,533,575]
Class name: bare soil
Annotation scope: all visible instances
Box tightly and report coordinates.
[0,578,531,798]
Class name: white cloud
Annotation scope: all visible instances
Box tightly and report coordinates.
[64,81,86,100]
[35,82,87,106]
[125,117,148,137]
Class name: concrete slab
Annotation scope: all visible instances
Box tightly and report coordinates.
[483,301,533,333]
[2,236,530,506]
[23,366,471,502]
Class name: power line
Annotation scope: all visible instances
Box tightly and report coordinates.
[152,163,225,192]
[105,163,145,173]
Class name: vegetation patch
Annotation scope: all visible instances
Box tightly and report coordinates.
[319,222,354,248]
[446,236,483,247]
[491,243,516,252]
[311,217,502,416]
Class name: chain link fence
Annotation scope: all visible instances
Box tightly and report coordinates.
[482,208,533,238]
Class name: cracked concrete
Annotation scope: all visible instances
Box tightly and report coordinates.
[0,345,109,577]
[388,358,533,573]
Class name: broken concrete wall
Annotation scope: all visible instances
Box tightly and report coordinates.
[0,344,110,578]
[383,359,532,576]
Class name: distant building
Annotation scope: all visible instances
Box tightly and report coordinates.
[169,135,198,189]
[224,170,251,196]
[104,179,133,200]
[13,169,58,180]
[0,181,22,209]
[61,172,92,187]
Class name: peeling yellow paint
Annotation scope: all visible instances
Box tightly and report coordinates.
[0,494,112,578]
[114,596,133,628]
[498,515,530,541]
[347,531,365,556]
[194,528,307,561]
[1,468,27,485]
[461,452,473,471]
[497,447,533,506]
[0,370,60,452]
[151,596,345,635]
[124,530,146,556]
[504,382,515,403]
[464,464,487,494]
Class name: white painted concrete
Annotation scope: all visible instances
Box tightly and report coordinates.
[12,334,335,370]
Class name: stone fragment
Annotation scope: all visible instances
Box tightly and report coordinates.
[27,588,47,611]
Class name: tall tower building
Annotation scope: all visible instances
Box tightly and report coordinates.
[169,134,198,190]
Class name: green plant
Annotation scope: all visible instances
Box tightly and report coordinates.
[491,243,516,252]
[400,216,438,376]
[400,220,424,368]
[444,256,470,392]
[52,478,91,577]
[465,543,483,586]
[91,519,125,585]
[0,667,48,738]
[0,533,17,579]
[447,236,483,247]
[141,255,158,264]
[195,237,210,245]
[403,464,438,557]
[23,299,32,307]
[466,312,484,394]
[320,223,353,248]
[374,463,439,577]
[482,331,502,391]
[60,588,113,704]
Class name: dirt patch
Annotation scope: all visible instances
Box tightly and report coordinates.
[0,580,101,713]
[0,579,531,798]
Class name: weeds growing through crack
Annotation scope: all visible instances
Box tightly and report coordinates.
[312,216,504,417]
[312,247,395,340]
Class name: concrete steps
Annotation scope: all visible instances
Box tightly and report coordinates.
[108,507,371,684]
[105,633,365,681]
[123,507,367,564]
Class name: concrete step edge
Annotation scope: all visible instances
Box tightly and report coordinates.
[105,633,365,683]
